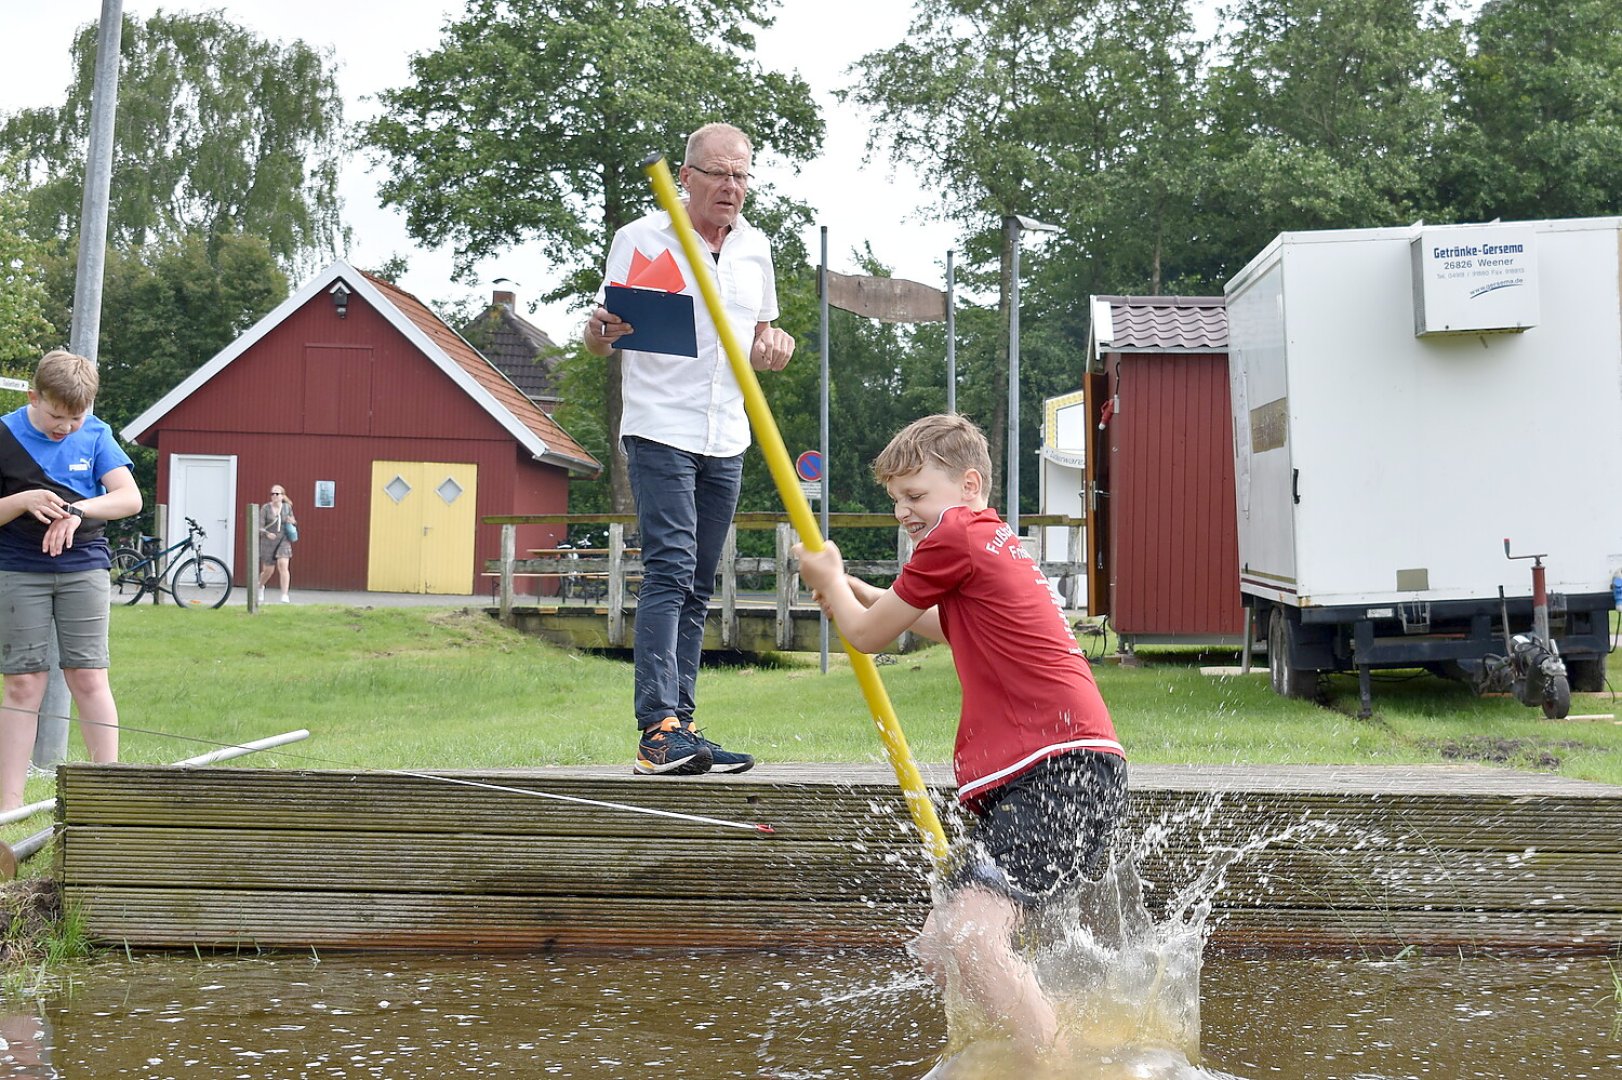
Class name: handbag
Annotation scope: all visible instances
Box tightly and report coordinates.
[284,519,299,543]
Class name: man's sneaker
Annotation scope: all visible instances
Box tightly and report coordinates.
[634,717,712,775]
[684,722,755,774]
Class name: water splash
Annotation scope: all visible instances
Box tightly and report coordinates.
[925,795,1339,1079]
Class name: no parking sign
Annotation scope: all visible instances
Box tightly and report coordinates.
[795,451,822,502]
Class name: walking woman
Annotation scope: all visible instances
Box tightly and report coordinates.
[257,484,297,603]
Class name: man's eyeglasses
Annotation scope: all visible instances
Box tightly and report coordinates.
[687,164,751,185]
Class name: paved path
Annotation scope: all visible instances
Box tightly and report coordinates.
[233,588,492,609]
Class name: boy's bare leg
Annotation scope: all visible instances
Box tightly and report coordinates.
[0,671,47,810]
[63,667,118,763]
[921,884,1060,1056]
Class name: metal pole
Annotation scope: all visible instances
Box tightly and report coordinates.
[1001,216,1059,544]
[818,227,830,675]
[1006,217,1022,537]
[945,250,956,415]
[38,0,124,772]
[0,797,59,829]
[69,0,124,360]
[246,503,258,611]
[1532,558,1550,646]
[2,728,310,876]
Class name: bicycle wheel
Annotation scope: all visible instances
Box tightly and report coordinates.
[171,556,232,609]
[110,548,147,605]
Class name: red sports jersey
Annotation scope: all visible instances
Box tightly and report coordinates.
[891,505,1123,804]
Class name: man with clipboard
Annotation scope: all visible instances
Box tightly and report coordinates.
[584,123,795,777]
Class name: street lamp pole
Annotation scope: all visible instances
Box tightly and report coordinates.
[39,0,125,772]
[1003,213,1061,542]
[945,249,956,414]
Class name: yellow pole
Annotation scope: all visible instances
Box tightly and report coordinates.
[642,154,949,865]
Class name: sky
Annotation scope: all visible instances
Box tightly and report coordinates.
[0,0,964,342]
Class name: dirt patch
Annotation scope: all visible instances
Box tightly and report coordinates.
[1,879,61,964]
[1428,737,1588,770]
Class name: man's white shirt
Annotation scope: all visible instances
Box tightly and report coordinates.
[597,207,780,458]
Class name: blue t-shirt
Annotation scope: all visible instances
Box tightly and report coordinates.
[0,404,134,572]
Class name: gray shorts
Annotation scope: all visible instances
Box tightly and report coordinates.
[0,569,112,674]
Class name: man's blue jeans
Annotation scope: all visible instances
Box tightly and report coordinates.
[624,436,743,731]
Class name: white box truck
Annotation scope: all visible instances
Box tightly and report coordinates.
[1225,217,1622,716]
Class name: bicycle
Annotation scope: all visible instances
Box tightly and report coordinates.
[109,517,233,609]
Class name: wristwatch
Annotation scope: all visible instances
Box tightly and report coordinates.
[64,504,85,519]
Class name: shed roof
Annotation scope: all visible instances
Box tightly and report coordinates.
[1090,295,1228,356]
[461,292,564,407]
[121,261,600,476]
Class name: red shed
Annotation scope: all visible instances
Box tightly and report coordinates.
[1087,295,1243,647]
[122,261,600,595]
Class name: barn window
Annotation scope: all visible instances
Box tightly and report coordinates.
[436,477,465,505]
[384,475,412,504]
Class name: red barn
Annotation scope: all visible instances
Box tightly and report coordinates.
[1087,295,1244,648]
[122,261,600,595]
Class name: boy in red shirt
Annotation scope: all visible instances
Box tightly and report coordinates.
[795,413,1126,1061]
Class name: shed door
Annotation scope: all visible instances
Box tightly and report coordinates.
[367,461,478,594]
[1107,354,1243,638]
[168,454,236,577]
[1083,370,1109,616]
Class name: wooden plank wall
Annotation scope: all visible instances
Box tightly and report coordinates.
[1107,352,1245,639]
[55,763,1622,953]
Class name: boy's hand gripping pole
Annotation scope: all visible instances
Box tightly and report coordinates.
[641,153,949,866]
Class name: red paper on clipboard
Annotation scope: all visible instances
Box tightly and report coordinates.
[607,248,696,357]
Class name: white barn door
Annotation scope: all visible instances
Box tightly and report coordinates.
[168,454,237,576]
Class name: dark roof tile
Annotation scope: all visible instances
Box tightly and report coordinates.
[463,302,565,405]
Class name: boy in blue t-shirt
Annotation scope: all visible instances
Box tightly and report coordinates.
[0,350,142,810]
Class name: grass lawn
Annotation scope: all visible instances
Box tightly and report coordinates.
[5,604,1619,855]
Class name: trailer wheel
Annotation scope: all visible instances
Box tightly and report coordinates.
[1565,657,1606,694]
[1541,675,1571,720]
[1268,609,1315,700]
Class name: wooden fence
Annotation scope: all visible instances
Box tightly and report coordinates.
[483,512,1086,649]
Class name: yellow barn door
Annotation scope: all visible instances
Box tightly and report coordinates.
[368,461,479,594]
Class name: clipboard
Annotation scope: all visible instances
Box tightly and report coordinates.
[605,284,698,358]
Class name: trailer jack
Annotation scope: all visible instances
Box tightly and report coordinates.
[1477,541,1572,719]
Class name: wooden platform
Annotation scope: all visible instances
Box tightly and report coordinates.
[53,762,1622,954]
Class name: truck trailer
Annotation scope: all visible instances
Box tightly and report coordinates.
[1225,218,1622,716]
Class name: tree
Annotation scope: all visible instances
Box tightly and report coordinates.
[88,233,287,433]
[845,0,1136,508]
[1023,0,1217,492]
[0,158,54,370]
[1204,0,1463,255]
[363,0,823,512]
[1439,0,1622,222]
[1044,0,1215,297]
[0,9,346,269]
[75,233,287,514]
